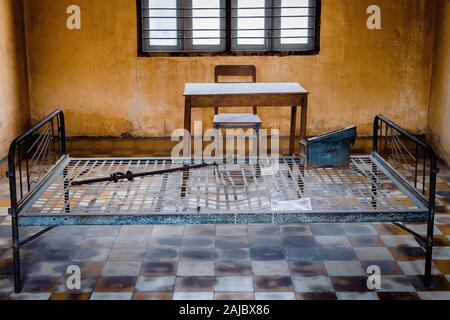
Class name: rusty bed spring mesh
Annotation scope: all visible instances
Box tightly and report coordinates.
[22,157,423,216]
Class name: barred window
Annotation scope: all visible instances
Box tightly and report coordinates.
[139,0,320,54]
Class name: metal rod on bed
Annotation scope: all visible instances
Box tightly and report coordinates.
[70,163,216,186]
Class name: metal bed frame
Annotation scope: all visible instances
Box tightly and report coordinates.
[8,109,438,293]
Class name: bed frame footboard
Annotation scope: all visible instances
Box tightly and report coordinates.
[373,115,438,287]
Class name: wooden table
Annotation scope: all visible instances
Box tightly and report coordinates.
[184,82,309,156]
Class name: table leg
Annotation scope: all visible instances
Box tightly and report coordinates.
[300,95,308,141]
[182,98,192,198]
[184,97,192,133]
[289,106,298,156]
[184,98,193,159]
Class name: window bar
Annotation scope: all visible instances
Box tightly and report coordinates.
[226,0,232,51]
[314,0,322,52]
[268,0,274,50]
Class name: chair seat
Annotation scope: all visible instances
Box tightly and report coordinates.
[214,113,262,128]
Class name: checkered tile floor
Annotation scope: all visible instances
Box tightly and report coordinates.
[0,159,449,300]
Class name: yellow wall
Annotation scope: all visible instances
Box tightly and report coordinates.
[24,0,436,140]
[429,0,450,164]
[0,0,30,159]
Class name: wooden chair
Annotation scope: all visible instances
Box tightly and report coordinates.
[213,65,262,156]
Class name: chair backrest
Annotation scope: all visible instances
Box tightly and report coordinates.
[215,65,257,83]
[214,65,257,115]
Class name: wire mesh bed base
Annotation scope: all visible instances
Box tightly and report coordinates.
[18,156,428,226]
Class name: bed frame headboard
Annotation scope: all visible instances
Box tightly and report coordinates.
[372,115,438,212]
[8,109,67,213]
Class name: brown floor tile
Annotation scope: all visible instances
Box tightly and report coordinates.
[436,206,450,214]
[132,292,173,300]
[330,276,373,292]
[214,261,252,276]
[94,276,136,292]
[377,292,420,300]
[373,224,410,236]
[434,235,450,246]
[389,246,426,261]
[109,249,146,262]
[279,225,312,236]
[434,260,450,275]
[50,292,91,300]
[140,261,177,276]
[254,276,293,292]
[77,262,105,278]
[215,292,255,300]
[175,277,216,292]
[288,261,327,277]
[348,235,384,247]
[296,292,338,300]
[438,225,450,235]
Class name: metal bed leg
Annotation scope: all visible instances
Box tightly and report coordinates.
[394,217,435,287]
[424,238,433,287]
[11,212,22,293]
[424,208,435,287]
[12,224,55,294]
